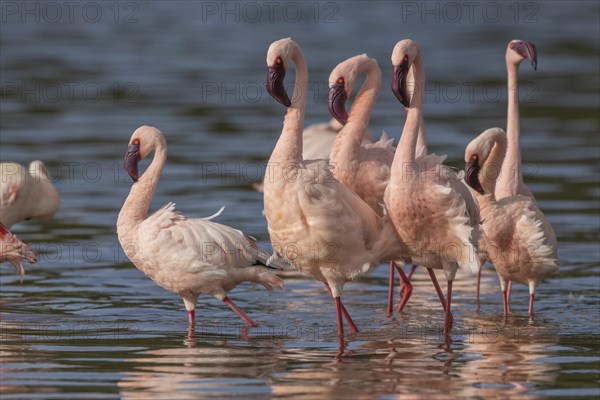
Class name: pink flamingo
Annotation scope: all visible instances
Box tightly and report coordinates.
[476,40,538,307]
[0,161,59,228]
[0,221,36,279]
[264,38,405,336]
[384,39,481,334]
[327,54,421,313]
[464,127,558,317]
[117,126,283,328]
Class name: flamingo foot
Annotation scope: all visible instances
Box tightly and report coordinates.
[223,297,259,328]
[396,265,413,313]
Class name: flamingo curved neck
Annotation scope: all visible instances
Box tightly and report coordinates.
[500,62,523,194]
[395,52,425,167]
[117,144,167,230]
[269,47,308,165]
[333,60,381,159]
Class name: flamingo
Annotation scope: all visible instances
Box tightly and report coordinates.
[464,127,559,317]
[475,40,538,307]
[0,161,60,228]
[0,221,36,279]
[263,38,405,336]
[384,39,481,334]
[116,126,283,328]
[327,54,417,313]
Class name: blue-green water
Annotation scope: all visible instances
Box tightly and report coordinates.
[1,1,599,398]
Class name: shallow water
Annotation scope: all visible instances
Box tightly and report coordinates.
[1,1,599,399]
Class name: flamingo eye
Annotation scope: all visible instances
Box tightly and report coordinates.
[471,154,478,161]
[509,43,515,49]
[276,57,282,64]
[337,78,344,84]
[133,139,140,145]
[403,55,408,62]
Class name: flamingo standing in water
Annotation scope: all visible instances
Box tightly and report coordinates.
[464,127,558,317]
[117,126,283,328]
[263,38,405,336]
[475,40,539,307]
[0,161,60,228]
[327,54,421,313]
[384,39,481,334]
[0,221,36,279]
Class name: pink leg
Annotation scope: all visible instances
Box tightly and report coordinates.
[223,297,258,328]
[398,264,417,297]
[444,280,453,335]
[528,293,535,317]
[502,290,509,318]
[188,310,195,326]
[475,270,481,306]
[396,265,413,313]
[506,281,513,314]
[324,283,359,333]
[427,268,446,310]
[387,261,395,314]
[334,297,344,336]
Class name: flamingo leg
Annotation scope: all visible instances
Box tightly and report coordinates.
[444,280,453,335]
[426,268,446,310]
[188,310,195,326]
[396,265,413,313]
[387,261,395,314]
[506,281,513,313]
[223,297,258,328]
[334,297,344,336]
[324,283,359,333]
[475,270,481,307]
[502,290,509,318]
[528,293,535,317]
[398,264,417,297]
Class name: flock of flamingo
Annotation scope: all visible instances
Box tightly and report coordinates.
[1,38,559,337]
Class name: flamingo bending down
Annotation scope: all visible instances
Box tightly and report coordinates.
[384,39,481,334]
[0,161,60,228]
[0,221,36,279]
[264,38,405,336]
[476,40,539,307]
[464,128,558,317]
[327,54,417,313]
[117,126,283,328]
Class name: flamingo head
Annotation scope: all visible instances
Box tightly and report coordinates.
[464,127,507,195]
[327,54,378,125]
[266,38,296,107]
[507,39,537,70]
[391,39,420,108]
[124,125,163,182]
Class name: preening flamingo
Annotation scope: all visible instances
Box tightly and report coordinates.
[384,39,481,334]
[476,39,538,306]
[263,38,405,336]
[0,221,36,279]
[117,126,283,328]
[327,54,415,313]
[464,127,558,317]
[0,161,60,228]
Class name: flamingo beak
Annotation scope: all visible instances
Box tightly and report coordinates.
[266,62,291,107]
[124,143,141,182]
[328,82,348,125]
[392,60,410,107]
[514,40,537,71]
[465,158,484,195]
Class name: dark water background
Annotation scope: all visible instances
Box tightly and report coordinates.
[1,1,599,398]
